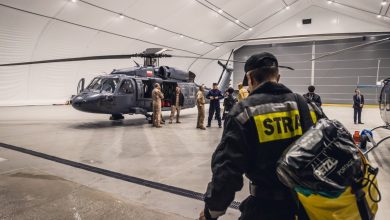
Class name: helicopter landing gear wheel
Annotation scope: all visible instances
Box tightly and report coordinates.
[110,114,124,120]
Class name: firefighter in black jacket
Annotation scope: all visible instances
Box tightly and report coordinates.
[199,52,316,220]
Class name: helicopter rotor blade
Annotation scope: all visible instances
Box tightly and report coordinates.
[310,36,390,61]
[217,49,234,85]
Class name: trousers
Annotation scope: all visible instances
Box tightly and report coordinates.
[208,104,221,126]
[153,103,161,127]
[170,105,181,122]
[197,105,205,128]
[354,107,362,123]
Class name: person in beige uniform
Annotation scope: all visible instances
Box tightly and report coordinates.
[237,82,249,101]
[196,85,206,130]
[169,85,184,124]
[152,83,164,128]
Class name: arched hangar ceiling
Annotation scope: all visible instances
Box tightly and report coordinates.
[0,0,389,105]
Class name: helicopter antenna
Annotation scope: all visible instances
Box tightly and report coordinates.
[133,60,140,67]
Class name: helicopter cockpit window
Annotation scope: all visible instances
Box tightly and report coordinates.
[119,80,134,94]
[101,78,120,93]
[87,78,103,91]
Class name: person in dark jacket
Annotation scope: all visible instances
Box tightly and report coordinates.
[353,88,364,124]
[169,85,185,124]
[199,52,317,220]
[303,85,322,107]
[206,83,224,128]
[222,87,237,120]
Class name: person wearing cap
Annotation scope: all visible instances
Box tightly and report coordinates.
[303,85,322,107]
[206,83,224,128]
[222,87,237,120]
[199,52,317,220]
[237,82,249,101]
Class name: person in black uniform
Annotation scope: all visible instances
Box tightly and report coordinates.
[199,52,316,220]
[353,88,364,124]
[206,83,224,128]
[222,87,237,120]
[303,85,322,107]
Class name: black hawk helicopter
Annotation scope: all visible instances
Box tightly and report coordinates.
[0,48,236,121]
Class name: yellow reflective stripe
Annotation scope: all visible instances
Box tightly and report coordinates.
[254,110,303,143]
[310,111,317,123]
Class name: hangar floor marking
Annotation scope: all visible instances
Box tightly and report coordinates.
[0,142,241,210]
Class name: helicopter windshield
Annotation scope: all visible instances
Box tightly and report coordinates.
[87,77,120,93]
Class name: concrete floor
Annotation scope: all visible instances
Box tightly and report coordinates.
[0,105,389,219]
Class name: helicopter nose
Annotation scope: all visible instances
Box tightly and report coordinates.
[71,94,101,113]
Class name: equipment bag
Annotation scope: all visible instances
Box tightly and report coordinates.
[277,118,381,220]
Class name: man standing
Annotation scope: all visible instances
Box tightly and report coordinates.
[152,83,164,128]
[222,87,237,120]
[197,85,206,130]
[303,85,322,107]
[353,88,364,124]
[206,83,224,128]
[199,52,315,220]
[169,85,185,124]
[237,82,249,101]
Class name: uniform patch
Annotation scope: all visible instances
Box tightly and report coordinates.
[254,110,302,143]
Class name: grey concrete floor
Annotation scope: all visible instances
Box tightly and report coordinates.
[0,105,389,219]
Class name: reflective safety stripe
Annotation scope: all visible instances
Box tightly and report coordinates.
[307,104,318,123]
[236,101,298,124]
[254,110,303,143]
[310,111,317,123]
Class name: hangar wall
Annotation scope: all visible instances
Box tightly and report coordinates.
[233,37,390,105]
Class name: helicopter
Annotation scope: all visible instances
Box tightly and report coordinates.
[71,48,235,121]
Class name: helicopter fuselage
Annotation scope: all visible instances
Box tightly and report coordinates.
[72,73,197,116]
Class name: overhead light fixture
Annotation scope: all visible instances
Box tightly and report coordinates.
[180,35,184,38]
[218,9,223,14]
[119,14,124,19]
[286,6,290,10]
[71,0,77,2]
[235,19,240,23]
[216,47,220,50]
[248,28,253,31]
[327,0,332,4]
[381,1,387,6]
[154,26,158,30]
[377,14,382,18]
[200,41,204,44]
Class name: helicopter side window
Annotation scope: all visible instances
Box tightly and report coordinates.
[119,80,134,94]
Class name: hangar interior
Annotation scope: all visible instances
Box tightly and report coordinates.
[0,0,390,219]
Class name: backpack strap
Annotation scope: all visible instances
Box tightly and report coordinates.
[351,183,374,220]
[294,93,314,133]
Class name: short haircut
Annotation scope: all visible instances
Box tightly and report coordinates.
[308,85,315,92]
[213,83,218,86]
[249,66,278,83]
[154,83,159,88]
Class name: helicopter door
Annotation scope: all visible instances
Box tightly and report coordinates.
[114,79,136,113]
[77,78,85,94]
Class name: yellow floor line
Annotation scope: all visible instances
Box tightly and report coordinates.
[322,103,378,108]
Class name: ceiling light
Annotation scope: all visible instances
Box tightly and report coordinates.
[71,0,77,2]
[248,28,253,31]
[119,14,124,19]
[327,0,332,4]
[377,14,382,18]
[216,47,220,50]
[286,6,290,10]
[381,1,387,6]
[235,19,240,23]
[180,35,184,38]
[154,26,158,30]
[200,41,204,44]
[218,9,223,14]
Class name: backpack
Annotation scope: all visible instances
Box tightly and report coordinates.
[276,94,381,220]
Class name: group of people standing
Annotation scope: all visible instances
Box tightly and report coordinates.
[151,83,184,128]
